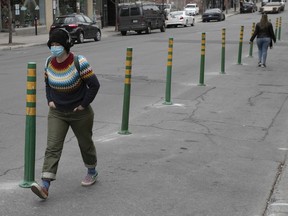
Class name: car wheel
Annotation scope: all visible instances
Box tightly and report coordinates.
[121,31,127,36]
[160,24,165,32]
[94,30,101,41]
[136,31,142,34]
[77,32,84,43]
[146,25,151,34]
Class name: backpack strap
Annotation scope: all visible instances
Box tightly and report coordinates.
[74,55,81,72]
[45,56,53,71]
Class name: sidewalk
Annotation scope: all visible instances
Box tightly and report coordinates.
[0,26,117,50]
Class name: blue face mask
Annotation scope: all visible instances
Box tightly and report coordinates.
[50,45,65,57]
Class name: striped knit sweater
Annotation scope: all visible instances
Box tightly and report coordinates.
[45,53,100,111]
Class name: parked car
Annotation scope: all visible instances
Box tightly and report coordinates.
[269,0,285,10]
[240,2,258,13]
[202,8,225,22]
[184,3,200,15]
[118,2,166,35]
[165,11,195,27]
[155,3,177,19]
[50,13,101,44]
[156,3,177,14]
[259,1,283,13]
[261,0,269,6]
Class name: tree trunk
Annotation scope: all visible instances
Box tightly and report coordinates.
[7,0,13,44]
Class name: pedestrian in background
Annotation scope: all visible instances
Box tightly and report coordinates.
[31,28,100,200]
[250,13,276,68]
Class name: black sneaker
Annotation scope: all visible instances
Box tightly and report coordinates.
[261,64,266,68]
[258,62,262,67]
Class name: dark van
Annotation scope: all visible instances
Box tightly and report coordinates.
[118,2,166,35]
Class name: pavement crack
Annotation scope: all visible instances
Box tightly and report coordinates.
[0,111,46,118]
[261,95,288,141]
[0,166,23,177]
[263,155,287,216]
[248,91,264,106]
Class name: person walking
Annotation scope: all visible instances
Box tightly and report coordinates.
[31,28,100,200]
[250,13,276,68]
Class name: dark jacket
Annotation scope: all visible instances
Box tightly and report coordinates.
[250,22,276,43]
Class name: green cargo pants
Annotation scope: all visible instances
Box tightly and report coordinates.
[41,105,97,180]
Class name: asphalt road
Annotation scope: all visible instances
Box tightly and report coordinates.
[1,9,288,216]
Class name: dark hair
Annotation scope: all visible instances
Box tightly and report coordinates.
[47,28,73,53]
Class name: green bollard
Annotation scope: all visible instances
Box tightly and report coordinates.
[237,26,244,65]
[249,23,255,57]
[19,62,37,188]
[198,32,206,86]
[278,17,281,41]
[163,38,173,105]
[119,48,133,135]
[220,28,226,74]
[275,18,278,42]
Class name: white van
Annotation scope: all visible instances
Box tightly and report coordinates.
[184,3,200,15]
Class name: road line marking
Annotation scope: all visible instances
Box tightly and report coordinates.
[94,132,124,143]
[0,182,19,190]
[270,203,288,206]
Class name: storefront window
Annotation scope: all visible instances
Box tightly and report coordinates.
[59,0,76,15]
[1,0,41,29]
[1,0,10,29]
[59,0,88,15]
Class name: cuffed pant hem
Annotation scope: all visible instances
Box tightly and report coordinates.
[85,164,97,169]
[41,172,56,180]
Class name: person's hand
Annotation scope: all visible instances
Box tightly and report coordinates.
[249,41,252,44]
[73,105,85,112]
[48,101,56,108]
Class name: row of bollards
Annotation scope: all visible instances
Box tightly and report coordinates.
[20,17,283,187]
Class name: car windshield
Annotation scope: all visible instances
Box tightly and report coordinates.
[170,11,183,16]
[205,8,220,13]
[54,17,75,24]
[186,5,196,8]
[266,2,280,5]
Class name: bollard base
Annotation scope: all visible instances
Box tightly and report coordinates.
[19,180,35,188]
[163,101,173,105]
[220,72,226,75]
[118,130,131,135]
[198,83,206,86]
